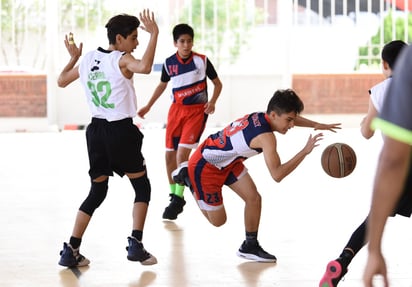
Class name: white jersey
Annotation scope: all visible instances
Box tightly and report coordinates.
[79,47,137,121]
[369,77,391,113]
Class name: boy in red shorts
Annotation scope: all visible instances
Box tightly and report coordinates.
[138,23,222,220]
[174,89,341,261]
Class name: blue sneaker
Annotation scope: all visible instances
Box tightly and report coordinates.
[58,242,90,267]
[126,237,157,265]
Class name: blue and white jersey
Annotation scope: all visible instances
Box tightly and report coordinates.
[163,52,208,105]
[201,112,272,169]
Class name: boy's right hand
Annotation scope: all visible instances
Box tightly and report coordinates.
[137,106,150,119]
[64,32,83,59]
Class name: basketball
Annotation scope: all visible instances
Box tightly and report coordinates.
[321,143,357,178]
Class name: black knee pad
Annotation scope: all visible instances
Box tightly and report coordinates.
[79,179,108,216]
[130,174,151,203]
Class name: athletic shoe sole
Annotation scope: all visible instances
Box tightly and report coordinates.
[236,251,277,263]
[319,260,342,287]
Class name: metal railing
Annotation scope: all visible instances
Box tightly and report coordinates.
[292,0,411,70]
[0,0,410,73]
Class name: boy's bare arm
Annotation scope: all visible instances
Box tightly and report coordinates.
[360,98,377,139]
[138,81,167,118]
[256,132,323,183]
[57,33,83,87]
[125,10,159,74]
[295,115,341,132]
[204,77,223,114]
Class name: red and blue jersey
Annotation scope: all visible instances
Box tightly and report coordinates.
[200,112,273,169]
[162,51,217,105]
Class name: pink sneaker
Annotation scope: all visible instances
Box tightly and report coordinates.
[319,260,347,287]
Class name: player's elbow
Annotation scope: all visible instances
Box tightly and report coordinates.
[215,80,223,90]
[140,68,152,74]
[273,177,282,183]
[139,63,154,74]
[271,173,284,183]
[57,78,69,88]
[361,128,374,139]
[363,133,373,140]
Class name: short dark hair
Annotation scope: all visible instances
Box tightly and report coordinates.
[172,23,194,42]
[381,40,407,69]
[105,14,140,45]
[267,89,304,115]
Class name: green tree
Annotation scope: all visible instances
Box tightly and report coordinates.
[0,0,46,67]
[177,0,263,67]
[0,0,109,70]
[357,10,412,69]
[59,0,110,33]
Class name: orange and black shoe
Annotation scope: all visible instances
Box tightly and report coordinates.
[319,259,347,287]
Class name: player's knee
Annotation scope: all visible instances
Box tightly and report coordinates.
[246,192,261,207]
[130,174,151,203]
[206,210,227,227]
[79,179,108,216]
[209,218,226,227]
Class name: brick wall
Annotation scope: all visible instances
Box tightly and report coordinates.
[0,74,47,117]
[0,73,383,119]
[292,74,384,114]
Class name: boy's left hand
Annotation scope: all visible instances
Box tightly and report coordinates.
[314,122,341,133]
[204,102,215,114]
[139,9,159,36]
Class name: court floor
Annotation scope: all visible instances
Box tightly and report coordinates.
[1,117,412,287]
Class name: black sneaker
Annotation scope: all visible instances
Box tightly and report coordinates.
[126,236,157,265]
[236,240,277,263]
[319,259,347,287]
[58,242,90,267]
[162,194,186,220]
[172,162,191,187]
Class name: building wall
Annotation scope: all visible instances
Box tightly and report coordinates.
[0,73,384,129]
[292,73,384,114]
[53,73,286,128]
[0,74,47,117]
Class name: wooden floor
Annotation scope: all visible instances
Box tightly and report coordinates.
[1,117,412,287]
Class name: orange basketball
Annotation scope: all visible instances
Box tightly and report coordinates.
[321,143,357,178]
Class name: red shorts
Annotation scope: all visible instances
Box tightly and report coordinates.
[165,103,208,151]
[188,146,247,211]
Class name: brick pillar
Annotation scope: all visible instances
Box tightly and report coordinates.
[0,74,47,117]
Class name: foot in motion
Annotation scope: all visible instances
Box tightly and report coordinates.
[162,194,186,220]
[58,242,90,267]
[236,240,277,263]
[319,259,347,287]
[126,236,157,265]
[172,162,191,187]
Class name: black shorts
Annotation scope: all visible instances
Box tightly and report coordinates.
[392,161,412,217]
[86,117,145,179]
